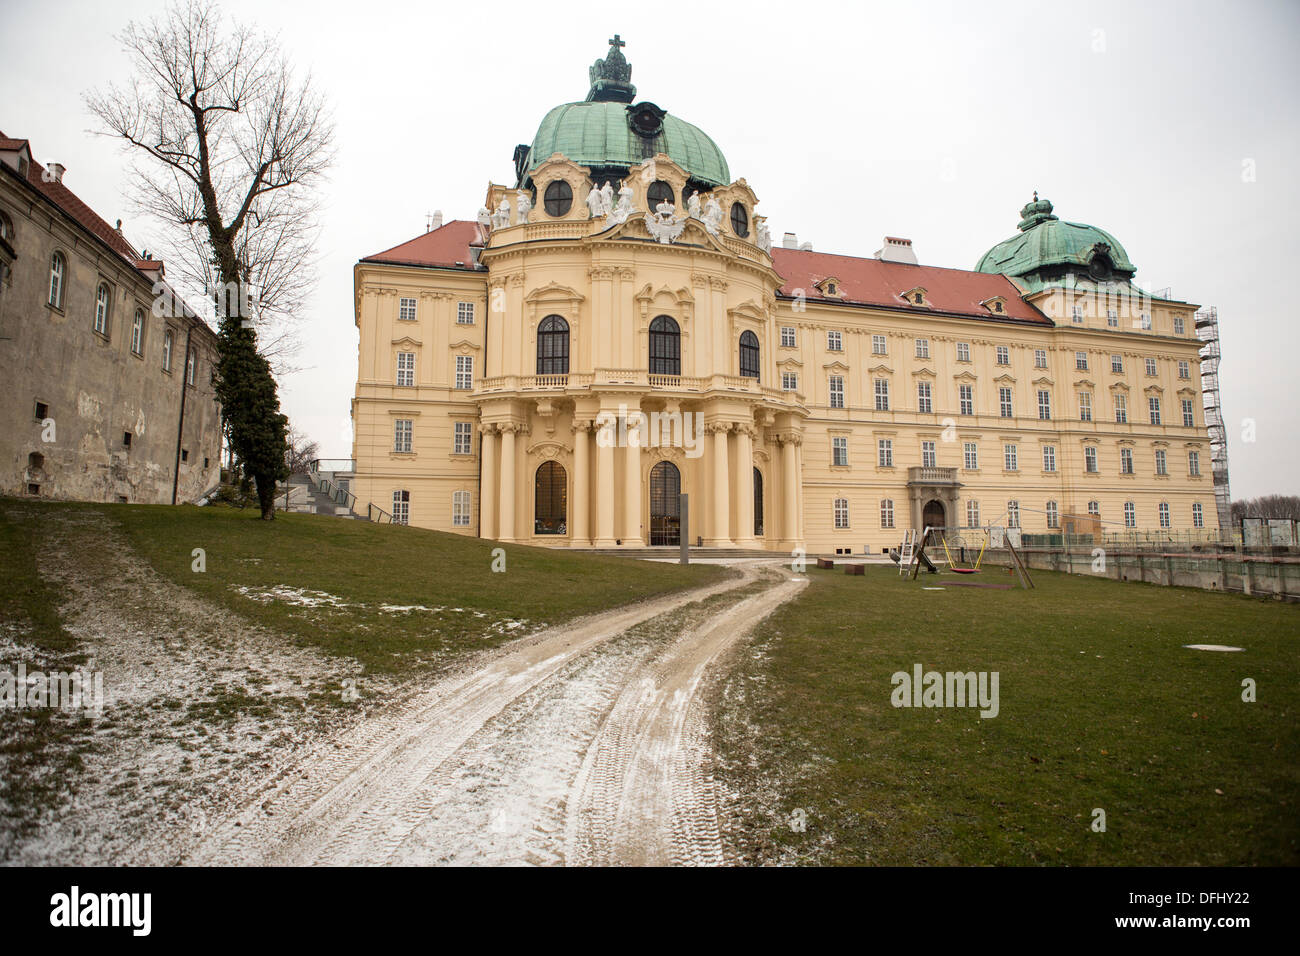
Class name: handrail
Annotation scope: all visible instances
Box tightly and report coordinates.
[367,502,392,524]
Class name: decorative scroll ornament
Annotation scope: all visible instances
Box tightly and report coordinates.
[644,200,686,244]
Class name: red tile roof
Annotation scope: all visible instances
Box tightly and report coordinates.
[361,220,484,269]
[771,247,1049,325]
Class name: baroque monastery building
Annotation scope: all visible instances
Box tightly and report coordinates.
[350,38,1220,553]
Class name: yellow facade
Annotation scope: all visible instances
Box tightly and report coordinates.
[351,155,1214,554]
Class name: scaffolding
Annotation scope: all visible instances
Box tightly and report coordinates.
[1195,306,1232,530]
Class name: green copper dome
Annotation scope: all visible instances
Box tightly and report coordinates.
[521,37,730,189]
[976,194,1136,290]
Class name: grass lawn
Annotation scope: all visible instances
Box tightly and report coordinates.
[106,502,727,673]
[713,563,1300,866]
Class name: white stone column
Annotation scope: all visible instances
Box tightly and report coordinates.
[480,423,498,540]
[571,420,590,545]
[623,411,644,546]
[707,422,733,547]
[498,422,518,542]
[594,413,617,547]
[734,424,756,547]
[782,434,800,547]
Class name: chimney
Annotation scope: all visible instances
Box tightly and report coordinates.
[45,162,65,183]
[875,236,918,264]
[782,232,798,249]
[431,209,444,230]
[799,241,813,252]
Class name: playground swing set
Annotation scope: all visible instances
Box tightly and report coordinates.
[892,520,1034,589]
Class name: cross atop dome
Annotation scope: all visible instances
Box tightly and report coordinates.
[587,34,636,103]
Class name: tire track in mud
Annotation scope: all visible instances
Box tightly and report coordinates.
[187,569,760,865]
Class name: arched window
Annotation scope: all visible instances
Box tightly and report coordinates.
[536,315,569,375]
[753,467,764,536]
[730,202,749,238]
[739,330,760,379]
[647,180,674,211]
[544,180,572,217]
[648,315,680,376]
[131,308,145,356]
[94,283,110,335]
[48,252,65,309]
[535,461,567,535]
[649,460,682,546]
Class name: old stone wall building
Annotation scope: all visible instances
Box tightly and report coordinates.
[0,131,222,504]
[350,40,1222,554]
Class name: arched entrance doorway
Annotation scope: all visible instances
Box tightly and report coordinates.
[534,461,567,535]
[649,460,681,546]
[922,499,946,530]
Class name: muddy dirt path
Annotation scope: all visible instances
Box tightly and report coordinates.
[190,563,804,866]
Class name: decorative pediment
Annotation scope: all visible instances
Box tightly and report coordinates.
[525,282,585,306]
[1144,384,1165,396]
[823,360,850,372]
[449,338,480,353]
[953,370,978,382]
[527,439,571,461]
[391,335,421,347]
[776,356,804,369]
[635,282,694,307]
[993,372,1017,384]
[1031,375,1054,387]
[869,362,894,375]
[728,299,766,321]
[1176,386,1197,398]
[1109,381,1130,393]
[911,366,937,378]
[1074,378,1095,389]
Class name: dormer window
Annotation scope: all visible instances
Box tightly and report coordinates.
[817,277,843,298]
[982,296,1007,315]
[902,287,928,307]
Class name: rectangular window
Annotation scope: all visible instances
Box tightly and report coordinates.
[958,384,973,415]
[457,302,475,325]
[916,381,932,413]
[1042,445,1056,472]
[1034,349,1047,369]
[1159,502,1170,528]
[915,338,930,359]
[995,345,1009,366]
[880,499,895,529]
[872,334,887,355]
[878,439,893,468]
[966,499,980,527]
[1155,449,1168,475]
[829,375,844,408]
[832,436,848,467]
[1046,501,1059,529]
[1145,357,1157,376]
[1174,315,1186,335]
[780,326,796,348]
[1084,446,1098,473]
[452,490,471,527]
[399,297,417,322]
[1004,443,1018,471]
[1141,313,1153,330]
[874,378,890,411]
[1192,502,1203,527]
[1007,500,1020,528]
[1115,393,1128,424]
[956,342,970,363]
[392,490,410,525]
[131,311,144,355]
[1037,389,1052,421]
[1072,306,1084,324]
[394,419,413,454]
[1188,450,1200,476]
[186,349,196,385]
[1111,354,1123,374]
[1088,500,1100,517]
[963,442,978,470]
[999,387,1013,418]
[396,351,415,387]
[1107,309,1119,327]
[454,421,473,455]
[782,372,798,391]
[162,329,173,371]
[834,498,849,529]
[1148,396,1161,425]
[34,401,49,422]
[1079,392,1092,422]
[1124,501,1136,527]
[1178,360,1190,379]
[921,440,936,468]
[1120,447,1134,474]
[455,355,473,390]
[1075,351,1088,371]
[1182,399,1195,428]
[827,330,842,351]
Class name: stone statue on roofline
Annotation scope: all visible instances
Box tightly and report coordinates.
[515,190,532,225]
[608,182,635,225]
[600,181,615,216]
[756,218,772,253]
[686,190,701,221]
[491,198,511,229]
[477,206,491,228]
[701,196,723,236]
[585,183,604,219]
[644,199,686,245]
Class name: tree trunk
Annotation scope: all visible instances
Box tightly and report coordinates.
[256,473,278,520]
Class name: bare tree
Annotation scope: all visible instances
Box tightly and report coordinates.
[87,0,334,519]
[284,426,320,476]
[1230,496,1300,521]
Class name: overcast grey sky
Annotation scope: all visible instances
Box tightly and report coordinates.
[3,0,1297,498]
